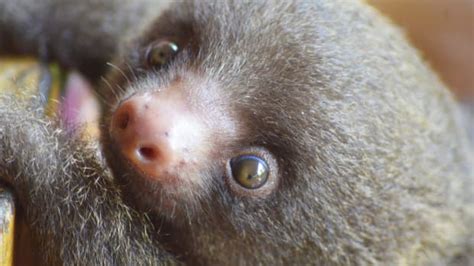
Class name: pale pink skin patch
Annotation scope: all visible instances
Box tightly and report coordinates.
[61,72,99,136]
[109,74,238,200]
[111,90,208,184]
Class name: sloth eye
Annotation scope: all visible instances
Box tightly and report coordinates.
[230,155,269,189]
[145,41,179,68]
[225,149,278,198]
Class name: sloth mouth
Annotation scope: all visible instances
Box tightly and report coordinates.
[103,139,206,220]
[118,152,180,184]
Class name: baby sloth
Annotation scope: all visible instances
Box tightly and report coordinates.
[0,0,473,265]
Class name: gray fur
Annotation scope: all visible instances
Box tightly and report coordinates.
[0,0,168,79]
[1,0,473,265]
[0,96,176,265]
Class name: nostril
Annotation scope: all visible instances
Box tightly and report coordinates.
[117,112,130,130]
[138,146,159,161]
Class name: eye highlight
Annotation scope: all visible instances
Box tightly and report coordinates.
[230,155,269,189]
[145,41,179,68]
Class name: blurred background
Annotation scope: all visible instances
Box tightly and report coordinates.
[370,0,474,100]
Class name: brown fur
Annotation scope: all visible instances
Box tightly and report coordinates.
[0,0,473,265]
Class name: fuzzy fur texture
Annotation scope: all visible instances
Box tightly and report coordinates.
[0,96,176,265]
[1,0,473,265]
[0,0,169,79]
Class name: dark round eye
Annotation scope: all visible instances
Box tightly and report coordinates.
[146,41,179,68]
[230,155,269,189]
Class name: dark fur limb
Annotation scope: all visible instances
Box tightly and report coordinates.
[0,95,176,265]
[0,0,167,80]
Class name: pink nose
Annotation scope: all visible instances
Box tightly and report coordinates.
[110,92,204,180]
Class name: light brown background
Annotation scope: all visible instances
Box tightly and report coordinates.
[369,0,474,100]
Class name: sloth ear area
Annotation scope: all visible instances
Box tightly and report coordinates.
[225,148,279,199]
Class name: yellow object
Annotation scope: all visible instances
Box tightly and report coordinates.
[0,57,42,97]
[0,57,64,115]
[0,188,14,266]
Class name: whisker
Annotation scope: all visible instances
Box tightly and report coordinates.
[126,63,139,82]
[100,77,121,104]
[107,62,132,89]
